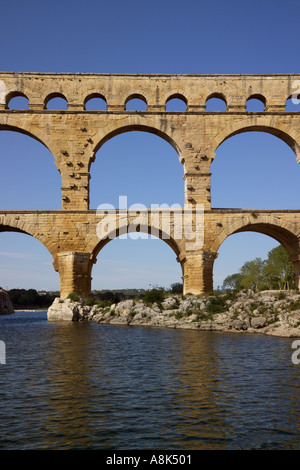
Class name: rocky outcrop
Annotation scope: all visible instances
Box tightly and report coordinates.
[0,290,14,315]
[47,290,300,338]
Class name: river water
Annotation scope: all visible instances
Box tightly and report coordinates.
[0,310,299,450]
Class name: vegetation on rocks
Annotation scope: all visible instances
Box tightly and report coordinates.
[47,244,300,337]
[48,287,300,338]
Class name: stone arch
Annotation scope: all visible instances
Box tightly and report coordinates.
[246,94,266,111]
[92,210,184,258]
[210,217,300,261]
[84,93,107,110]
[44,92,68,109]
[205,92,227,110]
[165,93,188,111]
[0,218,57,266]
[209,119,300,163]
[0,122,51,151]
[6,91,30,109]
[0,122,62,189]
[89,116,184,171]
[125,94,148,110]
[89,215,184,288]
[285,94,300,111]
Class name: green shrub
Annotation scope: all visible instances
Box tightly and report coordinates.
[83,297,96,306]
[278,292,287,300]
[143,288,165,305]
[250,302,259,312]
[68,292,80,302]
[173,311,185,320]
[170,283,183,294]
[286,298,300,312]
[96,299,113,308]
[206,295,227,314]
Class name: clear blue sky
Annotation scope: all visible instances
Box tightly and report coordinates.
[0,0,300,291]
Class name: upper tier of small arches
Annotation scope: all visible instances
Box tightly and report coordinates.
[1,74,300,112]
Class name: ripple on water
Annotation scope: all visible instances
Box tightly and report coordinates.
[0,312,299,449]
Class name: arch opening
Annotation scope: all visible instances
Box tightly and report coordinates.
[246,95,266,111]
[45,93,68,110]
[205,94,227,111]
[7,94,30,110]
[125,95,147,111]
[90,130,184,210]
[91,234,182,292]
[84,94,107,111]
[0,231,59,292]
[213,231,297,291]
[0,130,61,209]
[285,96,300,112]
[166,94,187,111]
[211,131,300,209]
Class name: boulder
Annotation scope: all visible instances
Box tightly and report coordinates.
[251,316,267,329]
[115,299,135,316]
[232,319,248,330]
[47,298,82,321]
[161,297,178,310]
[0,290,14,315]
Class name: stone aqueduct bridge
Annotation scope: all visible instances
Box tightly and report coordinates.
[1,72,300,297]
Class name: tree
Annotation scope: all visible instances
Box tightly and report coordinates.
[222,244,296,292]
[170,283,183,294]
[239,257,265,290]
[262,245,295,290]
[222,273,243,290]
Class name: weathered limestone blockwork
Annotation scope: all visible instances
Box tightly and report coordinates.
[0,72,300,297]
[1,209,300,297]
[57,252,94,299]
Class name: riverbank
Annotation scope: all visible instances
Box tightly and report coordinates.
[47,289,300,337]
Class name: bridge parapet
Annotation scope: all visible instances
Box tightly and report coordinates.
[1,72,299,112]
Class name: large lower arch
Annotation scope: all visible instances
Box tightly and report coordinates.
[90,219,184,291]
[0,219,58,264]
[0,223,59,291]
[211,218,300,257]
[92,236,183,291]
[93,223,182,259]
[211,220,300,290]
